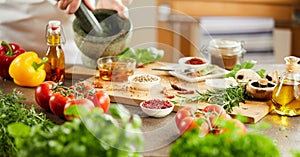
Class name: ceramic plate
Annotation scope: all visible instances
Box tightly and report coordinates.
[166,64,228,82]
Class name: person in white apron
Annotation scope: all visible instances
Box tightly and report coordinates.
[0,0,129,64]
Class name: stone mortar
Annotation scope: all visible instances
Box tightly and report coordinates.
[73,9,132,68]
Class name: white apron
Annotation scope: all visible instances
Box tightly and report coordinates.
[0,0,82,64]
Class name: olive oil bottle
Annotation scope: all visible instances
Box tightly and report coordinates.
[44,20,65,83]
[272,56,300,116]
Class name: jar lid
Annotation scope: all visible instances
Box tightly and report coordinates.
[207,39,245,56]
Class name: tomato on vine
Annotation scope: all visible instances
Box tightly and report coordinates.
[49,91,73,118]
[35,81,57,111]
[64,98,95,121]
[175,104,246,136]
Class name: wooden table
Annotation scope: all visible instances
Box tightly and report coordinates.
[1,63,300,157]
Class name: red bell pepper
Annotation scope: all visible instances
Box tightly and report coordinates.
[0,41,26,79]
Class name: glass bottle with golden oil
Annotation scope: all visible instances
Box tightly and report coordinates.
[44,20,65,83]
[272,56,300,116]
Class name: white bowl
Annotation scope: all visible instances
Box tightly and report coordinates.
[128,74,161,90]
[178,57,208,68]
[140,99,174,118]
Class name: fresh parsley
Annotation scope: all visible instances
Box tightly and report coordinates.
[0,89,53,157]
[170,125,281,157]
[8,104,144,157]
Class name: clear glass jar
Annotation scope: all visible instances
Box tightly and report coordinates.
[206,39,246,70]
[44,20,65,83]
[272,56,300,116]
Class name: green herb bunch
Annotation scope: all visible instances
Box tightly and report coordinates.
[170,120,280,157]
[0,89,54,157]
[176,85,250,113]
[8,104,144,157]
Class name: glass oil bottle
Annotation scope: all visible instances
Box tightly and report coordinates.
[44,20,65,83]
[272,56,300,116]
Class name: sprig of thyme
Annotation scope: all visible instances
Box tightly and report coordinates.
[174,85,251,113]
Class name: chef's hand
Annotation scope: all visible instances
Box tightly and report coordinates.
[96,0,131,18]
[57,0,130,18]
[57,0,93,14]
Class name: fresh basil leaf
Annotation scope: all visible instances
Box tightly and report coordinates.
[119,47,164,66]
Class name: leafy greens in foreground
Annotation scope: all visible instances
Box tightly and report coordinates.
[9,104,144,157]
[0,89,53,157]
[170,120,280,157]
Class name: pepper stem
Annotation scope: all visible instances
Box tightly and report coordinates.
[32,57,48,71]
[1,40,13,56]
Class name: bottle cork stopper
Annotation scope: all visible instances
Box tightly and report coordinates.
[284,56,300,73]
[48,20,61,27]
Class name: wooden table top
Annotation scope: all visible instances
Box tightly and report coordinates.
[1,63,299,157]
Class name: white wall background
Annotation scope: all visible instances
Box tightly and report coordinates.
[127,1,291,64]
[128,0,157,49]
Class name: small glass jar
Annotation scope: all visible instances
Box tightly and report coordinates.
[97,56,136,82]
[205,39,246,70]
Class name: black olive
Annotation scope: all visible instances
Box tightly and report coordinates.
[268,83,275,87]
[266,75,272,82]
[252,82,259,87]
[237,75,244,80]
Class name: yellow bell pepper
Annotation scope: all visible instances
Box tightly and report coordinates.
[9,51,48,87]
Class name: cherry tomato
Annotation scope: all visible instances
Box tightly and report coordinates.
[88,90,110,113]
[49,92,73,118]
[64,98,95,121]
[175,104,245,136]
[198,119,210,137]
[220,119,247,135]
[203,104,229,127]
[35,81,56,111]
[175,106,194,128]
[203,104,227,117]
[177,116,198,135]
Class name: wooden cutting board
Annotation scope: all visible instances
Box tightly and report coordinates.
[66,63,271,123]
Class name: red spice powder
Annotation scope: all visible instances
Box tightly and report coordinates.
[142,99,173,109]
[185,57,206,65]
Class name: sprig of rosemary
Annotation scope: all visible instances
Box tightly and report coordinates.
[174,85,251,113]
